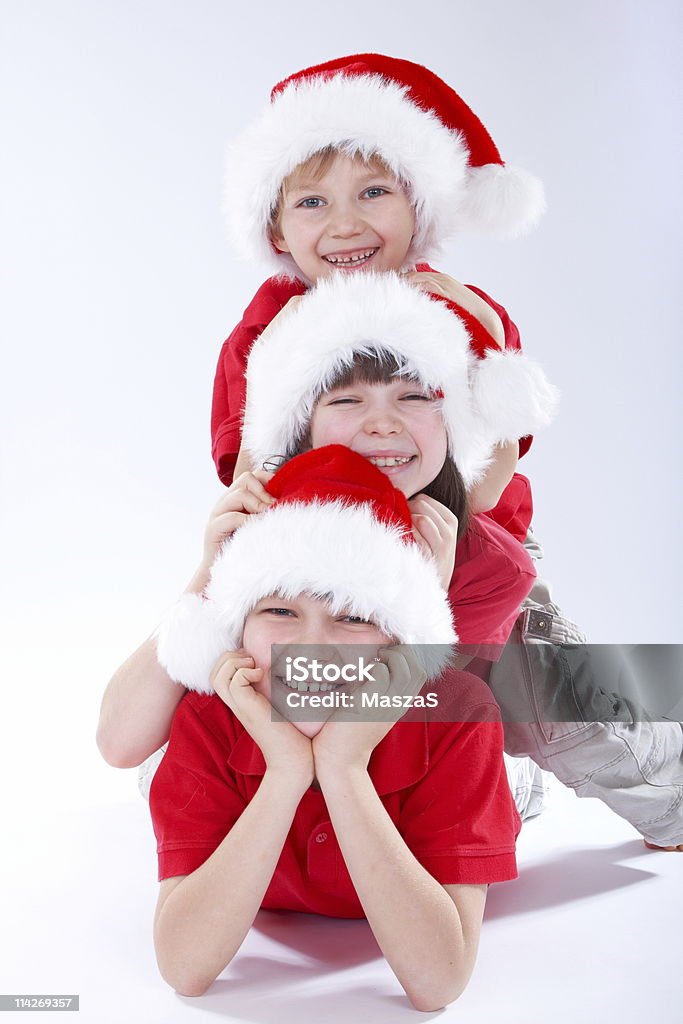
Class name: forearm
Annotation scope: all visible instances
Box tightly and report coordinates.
[317,765,474,1010]
[469,441,519,514]
[96,565,212,767]
[154,770,308,995]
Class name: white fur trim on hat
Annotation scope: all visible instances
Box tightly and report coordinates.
[243,273,493,488]
[224,73,469,275]
[458,164,547,239]
[472,348,560,445]
[157,500,457,694]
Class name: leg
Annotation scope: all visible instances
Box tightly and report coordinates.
[489,578,683,848]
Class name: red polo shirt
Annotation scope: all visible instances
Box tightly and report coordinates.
[450,514,535,649]
[150,671,520,918]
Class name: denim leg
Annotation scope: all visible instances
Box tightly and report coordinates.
[489,563,683,846]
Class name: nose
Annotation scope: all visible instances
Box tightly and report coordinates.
[362,407,404,436]
[326,200,365,239]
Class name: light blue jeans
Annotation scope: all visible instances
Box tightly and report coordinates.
[488,533,683,846]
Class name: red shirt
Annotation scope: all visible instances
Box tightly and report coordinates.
[150,673,520,916]
[450,514,535,649]
[210,275,534,540]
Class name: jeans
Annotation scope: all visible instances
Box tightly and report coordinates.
[488,536,683,846]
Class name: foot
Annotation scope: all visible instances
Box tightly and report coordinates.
[644,840,683,852]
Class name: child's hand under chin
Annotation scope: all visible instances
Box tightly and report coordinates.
[408,494,458,591]
[210,649,314,787]
[312,645,428,774]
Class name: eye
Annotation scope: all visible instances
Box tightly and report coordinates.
[296,196,325,209]
[340,614,374,625]
[262,607,296,617]
[327,396,360,406]
[400,392,433,402]
[362,186,389,199]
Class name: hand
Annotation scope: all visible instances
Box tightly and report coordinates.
[210,650,314,786]
[199,470,275,571]
[403,269,461,300]
[255,294,305,346]
[407,493,458,591]
[312,645,428,774]
[402,271,505,349]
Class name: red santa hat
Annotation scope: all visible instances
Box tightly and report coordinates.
[243,273,558,488]
[225,52,546,274]
[156,445,456,694]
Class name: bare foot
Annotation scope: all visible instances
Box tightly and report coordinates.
[644,840,683,852]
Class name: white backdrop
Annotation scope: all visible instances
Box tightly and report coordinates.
[1,0,681,1017]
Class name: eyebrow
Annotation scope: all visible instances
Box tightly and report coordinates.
[285,170,397,198]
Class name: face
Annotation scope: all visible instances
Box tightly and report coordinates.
[271,153,416,283]
[309,378,448,497]
[241,593,391,738]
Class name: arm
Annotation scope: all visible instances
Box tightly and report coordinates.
[315,764,486,1010]
[96,472,274,767]
[468,440,519,514]
[313,649,487,1010]
[154,771,309,996]
[153,651,314,996]
[211,280,307,485]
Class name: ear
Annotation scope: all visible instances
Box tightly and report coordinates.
[269,227,291,254]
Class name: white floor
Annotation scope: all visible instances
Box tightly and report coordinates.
[1,776,681,1024]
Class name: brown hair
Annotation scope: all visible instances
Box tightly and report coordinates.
[287,351,470,539]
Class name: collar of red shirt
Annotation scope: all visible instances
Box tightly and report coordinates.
[227,720,431,796]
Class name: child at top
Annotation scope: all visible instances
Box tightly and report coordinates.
[150,443,521,1007]
[208,53,682,850]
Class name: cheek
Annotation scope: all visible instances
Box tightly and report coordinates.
[241,620,271,671]
[309,408,346,448]
[416,418,448,462]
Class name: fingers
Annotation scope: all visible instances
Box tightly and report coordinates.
[411,511,444,553]
[208,510,249,541]
[216,472,276,515]
[401,270,449,297]
[210,650,254,692]
[409,493,458,533]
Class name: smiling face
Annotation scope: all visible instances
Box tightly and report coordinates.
[271,151,416,283]
[241,593,390,737]
[309,376,448,498]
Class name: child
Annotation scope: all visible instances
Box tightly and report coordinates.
[99,272,545,822]
[150,444,521,1008]
[211,54,683,849]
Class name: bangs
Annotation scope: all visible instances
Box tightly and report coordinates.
[323,350,427,393]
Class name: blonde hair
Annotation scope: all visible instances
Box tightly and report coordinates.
[269,146,411,239]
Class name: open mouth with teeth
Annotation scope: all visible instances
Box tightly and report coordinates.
[322,247,379,268]
[365,455,416,469]
[276,676,345,694]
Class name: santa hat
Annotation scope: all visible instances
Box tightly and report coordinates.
[156,445,456,694]
[225,52,546,274]
[243,273,558,488]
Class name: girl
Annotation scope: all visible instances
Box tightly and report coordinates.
[150,444,520,1008]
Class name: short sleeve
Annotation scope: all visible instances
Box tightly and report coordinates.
[210,276,308,485]
[399,717,520,885]
[449,517,535,650]
[149,695,247,881]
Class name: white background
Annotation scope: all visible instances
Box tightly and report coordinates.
[1,1,681,1020]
